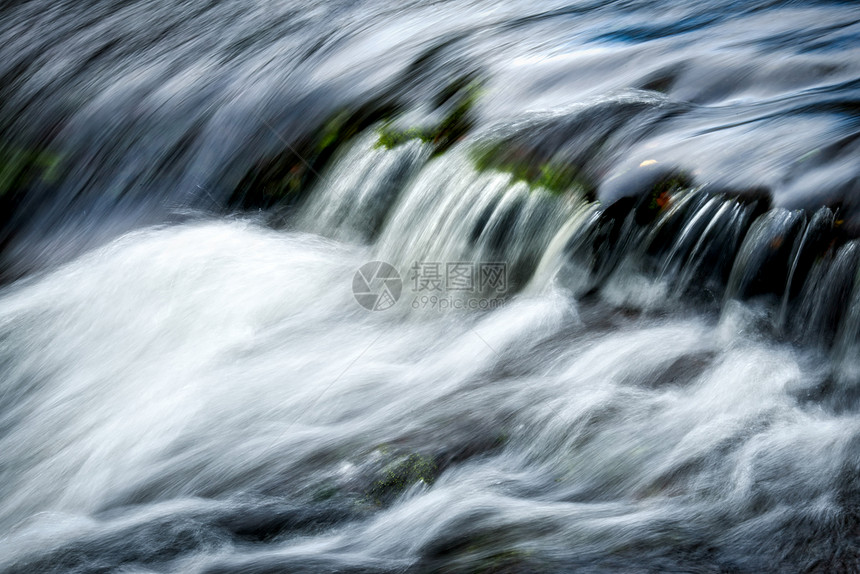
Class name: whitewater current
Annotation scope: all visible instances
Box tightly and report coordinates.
[0,134,857,572]
[1,0,860,572]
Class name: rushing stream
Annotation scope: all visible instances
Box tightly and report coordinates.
[1,0,860,572]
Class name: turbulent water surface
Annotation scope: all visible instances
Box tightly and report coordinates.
[1,0,860,573]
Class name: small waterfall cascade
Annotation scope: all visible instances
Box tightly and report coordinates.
[301,135,860,356]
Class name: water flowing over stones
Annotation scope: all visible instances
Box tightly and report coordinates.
[1,1,859,572]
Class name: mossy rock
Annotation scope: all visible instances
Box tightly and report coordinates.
[471,141,596,199]
[376,124,432,150]
[471,548,539,574]
[0,146,62,246]
[431,80,481,155]
[311,483,339,503]
[229,101,400,210]
[375,78,482,156]
[419,527,548,574]
[366,453,438,506]
[425,548,540,574]
[232,76,484,210]
[432,71,482,109]
[0,147,61,196]
[633,169,694,225]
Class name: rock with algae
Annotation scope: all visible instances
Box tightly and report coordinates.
[229,101,399,210]
[231,76,484,210]
[375,78,482,157]
[0,145,62,247]
[365,452,439,506]
[470,140,596,200]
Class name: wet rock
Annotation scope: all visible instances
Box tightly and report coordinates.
[598,163,693,217]
[228,100,400,210]
[725,208,806,301]
[376,76,482,157]
[365,452,438,507]
[0,145,62,249]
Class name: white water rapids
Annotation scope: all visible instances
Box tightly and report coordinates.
[0,140,858,573]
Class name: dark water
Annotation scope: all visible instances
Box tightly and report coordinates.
[1,1,860,572]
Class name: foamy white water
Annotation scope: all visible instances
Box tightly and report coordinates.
[2,0,860,571]
[0,213,856,572]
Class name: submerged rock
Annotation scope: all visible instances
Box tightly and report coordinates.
[366,452,438,507]
[471,140,596,199]
[228,101,400,210]
[376,76,483,157]
[0,145,62,250]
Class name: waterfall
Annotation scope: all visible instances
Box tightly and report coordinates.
[294,133,860,355]
[2,0,860,572]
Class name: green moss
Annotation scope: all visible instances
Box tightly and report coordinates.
[534,162,592,195]
[375,124,431,150]
[374,79,482,155]
[0,148,62,197]
[317,112,348,153]
[231,76,485,209]
[471,142,595,199]
[366,453,438,506]
[430,80,481,156]
[229,102,400,209]
[230,76,488,209]
[317,107,392,154]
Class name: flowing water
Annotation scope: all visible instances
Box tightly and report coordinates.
[1,1,860,572]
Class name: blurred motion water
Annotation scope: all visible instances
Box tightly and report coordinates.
[1,0,860,572]
[2,0,859,273]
